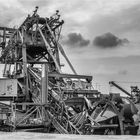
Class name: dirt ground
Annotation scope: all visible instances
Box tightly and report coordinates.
[0,132,140,140]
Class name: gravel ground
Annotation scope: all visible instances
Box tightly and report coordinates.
[0,132,140,140]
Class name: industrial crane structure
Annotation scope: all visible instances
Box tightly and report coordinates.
[109,81,132,97]
[109,81,140,103]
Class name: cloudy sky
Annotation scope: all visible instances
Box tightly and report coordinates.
[1,0,140,94]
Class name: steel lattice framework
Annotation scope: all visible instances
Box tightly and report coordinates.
[0,7,137,135]
[0,7,95,133]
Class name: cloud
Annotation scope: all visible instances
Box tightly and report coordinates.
[87,4,140,41]
[93,32,129,48]
[118,70,128,75]
[63,33,90,47]
[0,5,24,27]
[18,0,48,8]
[115,4,140,33]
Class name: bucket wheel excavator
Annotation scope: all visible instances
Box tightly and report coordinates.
[0,7,138,135]
[0,7,99,133]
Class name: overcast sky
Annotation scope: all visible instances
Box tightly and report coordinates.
[0,0,140,94]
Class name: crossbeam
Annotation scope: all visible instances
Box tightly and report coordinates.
[48,72,92,81]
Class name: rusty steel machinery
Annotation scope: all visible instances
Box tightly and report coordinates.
[0,7,139,135]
